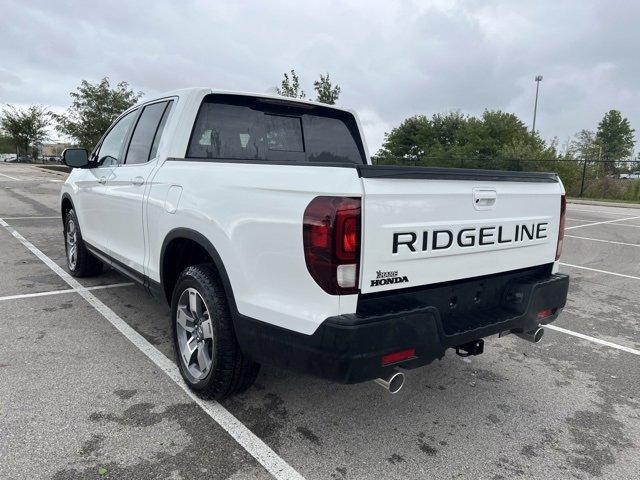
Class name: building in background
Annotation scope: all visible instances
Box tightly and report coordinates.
[40,142,71,157]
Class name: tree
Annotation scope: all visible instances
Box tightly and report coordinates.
[313,73,340,104]
[595,110,635,174]
[569,129,600,162]
[55,77,143,150]
[374,115,431,163]
[374,109,547,169]
[276,70,305,99]
[0,134,15,153]
[0,105,50,159]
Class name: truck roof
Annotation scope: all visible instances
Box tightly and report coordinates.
[125,87,369,161]
[135,87,356,115]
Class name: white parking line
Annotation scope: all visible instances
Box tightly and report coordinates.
[567,219,640,229]
[566,217,599,222]
[568,207,640,216]
[0,172,21,181]
[565,215,640,230]
[0,217,305,480]
[2,216,60,220]
[0,282,134,302]
[606,223,640,228]
[560,262,640,281]
[565,235,640,248]
[546,325,640,356]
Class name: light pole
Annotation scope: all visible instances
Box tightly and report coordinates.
[532,75,543,134]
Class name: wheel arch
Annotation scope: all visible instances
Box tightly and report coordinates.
[60,193,74,227]
[159,228,238,315]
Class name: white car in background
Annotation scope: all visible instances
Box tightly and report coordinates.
[620,172,640,179]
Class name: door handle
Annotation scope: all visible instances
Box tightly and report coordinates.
[132,176,145,186]
[98,176,107,185]
[473,188,497,210]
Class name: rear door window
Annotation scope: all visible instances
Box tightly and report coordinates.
[187,95,364,164]
[125,100,172,165]
[149,101,174,160]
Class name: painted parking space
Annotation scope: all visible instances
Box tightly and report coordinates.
[1,163,639,479]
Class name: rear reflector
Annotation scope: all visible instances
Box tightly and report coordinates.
[381,348,416,366]
[336,264,357,288]
[537,308,557,319]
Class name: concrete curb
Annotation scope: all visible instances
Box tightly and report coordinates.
[568,198,640,209]
[31,165,68,177]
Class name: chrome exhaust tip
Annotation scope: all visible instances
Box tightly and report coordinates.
[514,327,544,343]
[374,371,405,394]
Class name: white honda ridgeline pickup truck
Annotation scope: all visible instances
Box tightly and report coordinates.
[61,88,569,397]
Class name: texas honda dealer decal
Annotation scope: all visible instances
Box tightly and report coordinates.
[370,270,409,287]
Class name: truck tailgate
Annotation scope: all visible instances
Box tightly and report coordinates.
[358,166,562,294]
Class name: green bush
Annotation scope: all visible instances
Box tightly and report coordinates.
[581,177,640,202]
[622,180,640,202]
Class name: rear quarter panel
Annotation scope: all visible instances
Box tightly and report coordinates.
[146,161,363,335]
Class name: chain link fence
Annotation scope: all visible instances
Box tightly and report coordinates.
[373,156,640,203]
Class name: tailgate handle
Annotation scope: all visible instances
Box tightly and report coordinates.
[473,189,497,209]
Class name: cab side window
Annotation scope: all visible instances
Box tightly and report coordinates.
[96,110,137,167]
[149,101,174,160]
[125,100,173,165]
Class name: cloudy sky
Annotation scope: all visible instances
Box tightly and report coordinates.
[1,0,639,154]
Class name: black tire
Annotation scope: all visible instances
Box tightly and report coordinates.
[64,209,103,277]
[171,263,260,399]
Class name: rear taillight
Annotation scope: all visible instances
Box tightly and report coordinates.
[303,196,361,295]
[556,194,566,260]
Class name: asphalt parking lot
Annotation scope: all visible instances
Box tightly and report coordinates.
[0,162,638,480]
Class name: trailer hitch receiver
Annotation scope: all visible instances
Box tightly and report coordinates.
[455,339,484,357]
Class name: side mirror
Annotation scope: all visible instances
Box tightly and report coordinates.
[62,148,90,168]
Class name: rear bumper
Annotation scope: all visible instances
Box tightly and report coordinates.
[235,268,569,384]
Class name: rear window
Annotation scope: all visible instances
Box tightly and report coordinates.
[187,95,365,164]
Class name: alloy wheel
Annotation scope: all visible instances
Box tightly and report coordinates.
[66,219,78,270]
[176,288,214,380]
